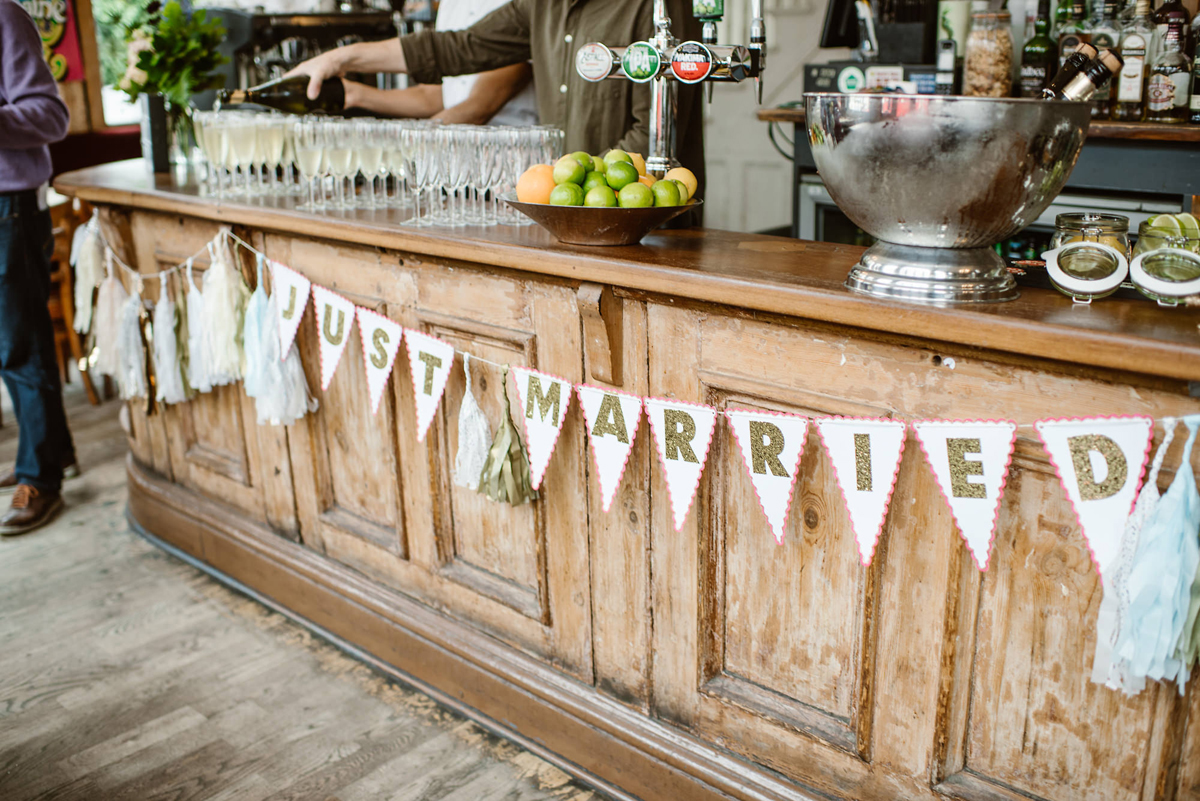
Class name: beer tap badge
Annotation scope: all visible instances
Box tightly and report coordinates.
[621,42,663,83]
[576,43,615,83]
[671,42,715,83]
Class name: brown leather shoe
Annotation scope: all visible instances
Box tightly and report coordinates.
[0,460,78,493]
[0,485,63,536]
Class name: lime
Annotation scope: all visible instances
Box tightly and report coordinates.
[1148,213,1182,235]
[582,170,608,193]
[570,151,594,170]
[603,149,633,166]
[651,179,681,207]
[591,155,607,174]
[553,155,587,185]
[672,179,690,203]
[1176,213,1200,241]
[549,183,585,206]
[605,161,639,191]
[618,182,653,208]
[585,185,618,207]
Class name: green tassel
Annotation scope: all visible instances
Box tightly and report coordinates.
[478,366,538,506]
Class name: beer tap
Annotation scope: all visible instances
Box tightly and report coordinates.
[574,0,766,178]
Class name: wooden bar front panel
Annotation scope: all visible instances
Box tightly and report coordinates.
[111,208,1200,801]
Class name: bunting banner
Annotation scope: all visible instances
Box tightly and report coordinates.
[577,385,643,513]
[311,285,356,391]
[1036,416,1155,577]
[725,408,809,545]
[511,366,572,491]
[645,398,718,532]
[815,417,907,566]
[271,260,311,358]
[911,420,1018,571]
[356,308,404,416]
[404,329,455,442]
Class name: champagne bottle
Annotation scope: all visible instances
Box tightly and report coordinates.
[1055,49,1124,99]
[1043,41,1098,96]
[217,75,346,115]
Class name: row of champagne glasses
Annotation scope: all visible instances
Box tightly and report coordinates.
[192,110,565,227]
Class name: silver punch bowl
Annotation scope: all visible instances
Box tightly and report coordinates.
[805,93,1092,304]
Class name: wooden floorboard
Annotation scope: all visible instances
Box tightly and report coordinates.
[0,386,601,801]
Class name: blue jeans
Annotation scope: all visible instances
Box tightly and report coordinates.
[0,190,73,493]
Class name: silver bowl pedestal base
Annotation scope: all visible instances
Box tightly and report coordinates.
[846,242,1019,305]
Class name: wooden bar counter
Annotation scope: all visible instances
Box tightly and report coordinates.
[58,160,1200,801]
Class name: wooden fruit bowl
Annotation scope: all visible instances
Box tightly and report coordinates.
[501,193,701,246]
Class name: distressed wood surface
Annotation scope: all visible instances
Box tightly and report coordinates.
[73,197,1200,801]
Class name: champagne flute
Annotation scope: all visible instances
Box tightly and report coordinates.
[258,115,287,196]
[324,120,354,209]
[384,120,410,209]
[354,119,383,209]
[227,114,259,195]
[294,119,327,211]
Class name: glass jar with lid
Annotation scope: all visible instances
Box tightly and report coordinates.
[1050,213,1131,259]
[963,11,1013,97]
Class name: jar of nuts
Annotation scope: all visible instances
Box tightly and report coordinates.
[963,11,1013,97]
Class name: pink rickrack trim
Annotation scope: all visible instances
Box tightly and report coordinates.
[1033,415,1156,580]
[310,285,357,392]
[355,306,404,416]
[723,407,810,546]
[576,384,644,514]
[813,416,908,567]
[510,365,574,492]
[909,419,1018,573]
[644,395,720,533]
[402,327,456,443]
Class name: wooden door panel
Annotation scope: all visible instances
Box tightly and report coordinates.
[426,318,543,619]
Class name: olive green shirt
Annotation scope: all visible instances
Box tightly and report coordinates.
[400,0,705,196]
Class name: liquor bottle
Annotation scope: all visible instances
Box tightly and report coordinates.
[1054,0,1070,37]
[1043,41,1098,95]
[1147,20,1191,122]
[1055,50,1125,99]
[1058,0,1093,66]
[1152,0,1192,58]
[1088,0,1122,115]
[1021,0,1059,96]
[216,75,346,115]
[1191,49,1200,122]
[1112,0,1153,119]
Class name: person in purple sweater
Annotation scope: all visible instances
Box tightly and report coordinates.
[0,0,75,534]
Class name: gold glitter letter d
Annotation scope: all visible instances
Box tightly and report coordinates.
[1067,434,1127,501]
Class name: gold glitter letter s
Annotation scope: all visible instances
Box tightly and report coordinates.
[946,438,986,499]
[1067,434,1127,501]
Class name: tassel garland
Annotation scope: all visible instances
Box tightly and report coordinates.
[152,285,189,405]
[116,292,149,400]
[185,259,213,394]
[453,354,492,491]
[201,235,250,386]
[92,249,129,380]
[71,214,104,336]
[478,366,537,506]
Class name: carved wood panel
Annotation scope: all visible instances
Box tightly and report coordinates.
[648,303,1200,801]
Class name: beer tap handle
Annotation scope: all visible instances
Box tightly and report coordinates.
[749,0,766,104]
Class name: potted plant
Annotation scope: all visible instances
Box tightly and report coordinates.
[117,1,227,172]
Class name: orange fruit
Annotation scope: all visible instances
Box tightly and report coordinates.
[516,164,555,204]
[637,174,656,189]
[664,167,697,201]
[629,152,646,176]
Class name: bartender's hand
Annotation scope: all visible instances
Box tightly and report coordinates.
[286,40,409,101]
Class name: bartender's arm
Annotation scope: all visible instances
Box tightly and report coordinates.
[288,0,532,102]
[339,61,533,124]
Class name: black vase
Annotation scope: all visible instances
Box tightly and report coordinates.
[138,93,171,173]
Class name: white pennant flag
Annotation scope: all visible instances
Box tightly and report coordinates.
[815,417,907,565]
[311,285,357,391]
[725,409,809,545]
[645,397,718,532]
[912,420,1018,571]
[510,366,572,491]
[577,385,643,513]
[271,261,311,358]
[1035,416,1154,576]
[355,308,404,416]
[404,329,455,442]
